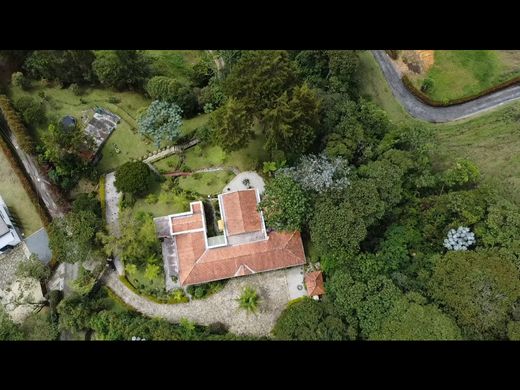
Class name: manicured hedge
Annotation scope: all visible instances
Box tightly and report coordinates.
[0,131,51,226]
[402,74,520,107]
[0,94,34,153]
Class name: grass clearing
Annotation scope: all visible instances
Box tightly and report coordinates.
[0,148,42,236]
[178,171,235,196]
[145,50,204,82]
[409,50,520,101]
[132,180,190,218]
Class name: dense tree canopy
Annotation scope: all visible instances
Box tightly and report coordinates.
[259,174,311,232]
[429,249,520,339]
[114,161,156,197]
[272,298,349,341]
[137,100,183,147]
[93,50,151,90]
[209,97,253,152]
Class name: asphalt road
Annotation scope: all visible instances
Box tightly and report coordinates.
[0,125,64,219]
[372,50,520,123]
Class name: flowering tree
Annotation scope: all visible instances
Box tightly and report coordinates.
[138,100,183,147]
[443,226,476,251]
[278,153,351,193]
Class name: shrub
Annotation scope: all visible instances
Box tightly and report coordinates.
[145,193,159,204]
[69,83,81,96]
[11,71,29,90]
[421,77,434,93]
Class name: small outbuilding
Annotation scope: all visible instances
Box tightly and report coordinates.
[305,271,325,300]
[60,115,77,130]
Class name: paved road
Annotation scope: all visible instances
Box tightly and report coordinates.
[0,124,64,218]
[372,50,520,123]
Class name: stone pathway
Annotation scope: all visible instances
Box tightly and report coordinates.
[102,267,295,337]
[105,172,124,275]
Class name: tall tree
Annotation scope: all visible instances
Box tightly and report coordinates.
[263,83,321,159]
[209,97,253,152]
[429,249,520,339]
[137,100,183,147]
[93,50,151,90]
[222,50,298,116]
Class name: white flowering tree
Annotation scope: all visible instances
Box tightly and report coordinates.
[443,226,476,251]
[138,100,183,147]
[278,154,351,193]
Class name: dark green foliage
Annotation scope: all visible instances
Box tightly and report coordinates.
[0,306,24,340]
[189,60,214,88]
[57,293,106,333]
[24,50,96,85]
[210,97,253,152]
[263,83,321,159]
[222,50,298,115]
[145,76,199,117]
[72,192,102,219]
[16,254,51,281]
[429,249,520,339]
[21,311,60,340]
[186,280,227,300]
[48,208,102,264]
[11,71,30,90]
[326,50,360,94]
[259,174,311,232]
[114,161,156,197]
[294,50,330,88]
[93,50,151,90]
[272,298,349,340]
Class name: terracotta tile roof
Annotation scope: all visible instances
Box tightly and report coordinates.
[171,202,204,234]
[221,190,263,236]
[179,231,306,286]
[305,271,325,296]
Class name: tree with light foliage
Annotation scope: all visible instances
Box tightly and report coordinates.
[279,153,351,194]
[443,226,475,251]
[138,100,183,147]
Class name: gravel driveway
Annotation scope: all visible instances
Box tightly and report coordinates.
[372,50,520,123]
[102,267,295,337]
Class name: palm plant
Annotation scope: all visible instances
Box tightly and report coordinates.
[236,286,260,314]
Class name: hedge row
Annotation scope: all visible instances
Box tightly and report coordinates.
[402,74,520,107]
[0,94,34,153]
[0,131,52,227]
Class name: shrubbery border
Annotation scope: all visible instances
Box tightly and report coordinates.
[0,130,51,227]
[402,73,520,107]
[118,275,189,304]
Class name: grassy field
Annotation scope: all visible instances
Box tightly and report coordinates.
[357,51,520,206]
[0,149,42,236]
[409,50,520,101]
[178,171,235,196]
[145,50,204,82]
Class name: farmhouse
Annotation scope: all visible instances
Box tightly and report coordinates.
[0,196,22,254]
[154,188,306,287]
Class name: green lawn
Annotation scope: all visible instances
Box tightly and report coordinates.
[0,148,42,236]
[132,180,190,218]
[178,171,235,196]
[409,50,520,101]
[153,154,182,173]
[180,113,210,136]
[145,50,204,82]
[127,266,166,294]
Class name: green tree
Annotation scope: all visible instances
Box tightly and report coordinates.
[0,306,24,340]
[24,50,96,85]
[439,159,480,190]
[222,50,298,116]
[371,293,462,340]
[294,50,330,87]
[93,50,151,90]
[57,293,105,333]
[21,311,59,340]
[14,96,46,126]
[259,174,311,232]
[263,83,321,159]
[138,100,183,147]
[145,76,198,117]
[16,254,51,281]
[114,161,156,197]
[326,50,360,94]
[236,287,260,314]
[209,97,253,152]
[48,209,102,264]
[144,263,160,281]
[11,71,30,90]
[70,265,97,296]
[327,271,402,338]
[273,298,349,340]
[72,192,101,219]
[429,249,520,339]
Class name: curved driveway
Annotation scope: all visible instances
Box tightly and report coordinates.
[372,50,520,123]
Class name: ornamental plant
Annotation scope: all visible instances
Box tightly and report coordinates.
[443,226,476,251]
